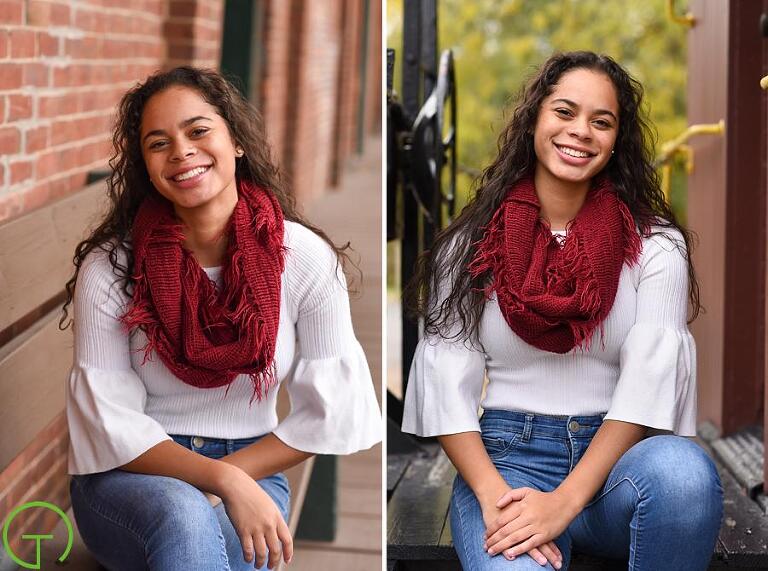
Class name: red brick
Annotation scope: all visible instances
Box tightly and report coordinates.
[102,38,129,59]
[26,0,50,26]
[47,174,73,199]
[22,62,48,87]
[36,151,61,179]
[168,43,195,60]
[50,2,71,26]
[27,0,69,27]
[38,93,78,118]
[48,169,85,200]
[0,29,7,58]
[51,117,109,147]
[0,1,22,24]
[25,125,47,153]
[0,192,23,224]
[0,126,20,154]
[10,29,36,58]
[164,20,194,39]
[138,0,164,16]
[0,62,22,89]
[7,94,32,121]
[74,9,105,33]
[59,145,80,171]
[20,181,51,211]
[0,415,67,494]
[37,32,58,57]
[10,159,32,184]
[109,13,132,35]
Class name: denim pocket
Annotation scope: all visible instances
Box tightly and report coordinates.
[480,427,521,460]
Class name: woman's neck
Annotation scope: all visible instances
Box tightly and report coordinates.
[174,195,237,267]
[533,167,590,230]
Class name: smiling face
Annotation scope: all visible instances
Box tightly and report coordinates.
[140,86,240,215]
[533,68,619,189]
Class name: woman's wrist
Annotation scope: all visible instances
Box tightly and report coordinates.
[552,482,589,518]
[474,477,511,507]
[210,460,249,500]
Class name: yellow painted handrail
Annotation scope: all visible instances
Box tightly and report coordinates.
[657,120,724,164]
[666,0,695,27]
[657,121,724,202]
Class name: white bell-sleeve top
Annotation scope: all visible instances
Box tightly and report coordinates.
[402,227,697,437]
[67,221,381,475]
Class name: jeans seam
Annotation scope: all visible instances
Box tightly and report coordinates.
[454,482,481,568]
[582,476,643,570]
[584,475,641,509]
[628,484,644,571]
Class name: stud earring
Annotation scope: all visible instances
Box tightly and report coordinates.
[235,147,244,157]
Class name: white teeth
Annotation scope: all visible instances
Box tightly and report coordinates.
[557,145,590,158]
[173,166,209,181]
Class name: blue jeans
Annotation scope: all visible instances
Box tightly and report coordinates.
[450,410,723,570]
[70,434,291,571]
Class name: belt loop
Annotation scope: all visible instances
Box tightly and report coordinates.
[522,414,534,443]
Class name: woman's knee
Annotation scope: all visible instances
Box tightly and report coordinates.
[74,471,220,544]
[622,436,723,522]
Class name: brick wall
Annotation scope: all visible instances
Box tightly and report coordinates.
[0,0,380,223]
[0,0,224,225]
[0,414,68,564]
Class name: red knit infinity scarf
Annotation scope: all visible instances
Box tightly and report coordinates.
[121,180,285,401]
[469,176,642,353]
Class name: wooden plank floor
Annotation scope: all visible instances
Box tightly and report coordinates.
[289,136,383,570]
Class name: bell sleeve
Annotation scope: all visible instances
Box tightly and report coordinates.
[401,238,487,437]
[67,249,171,475]
[604,229,697,436]
[272,230,381,454]
[401,332,486,437]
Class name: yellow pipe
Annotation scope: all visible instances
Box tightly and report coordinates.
[666,0,695,27]
[658,121,722,204]
[661,162,672,204]
[657,120,724,164]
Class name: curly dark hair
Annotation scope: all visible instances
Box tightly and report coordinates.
[406,51,700,342]
[61,66,350,329]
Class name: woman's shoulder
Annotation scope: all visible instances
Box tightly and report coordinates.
[75,242,132,309]
[283,220,338,272]
[640,222,687,257]
[79,241,130,278]
[282,221,342,310]
[634,222,689,281]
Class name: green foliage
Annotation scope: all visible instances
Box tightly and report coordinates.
[387,0,688,217]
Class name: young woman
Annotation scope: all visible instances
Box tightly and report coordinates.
[402,51,723,570]
[62,67,380,571]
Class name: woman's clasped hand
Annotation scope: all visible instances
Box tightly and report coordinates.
[478,482,567,568]
[484,487,578,564]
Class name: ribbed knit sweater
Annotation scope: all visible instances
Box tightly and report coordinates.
[67,221,381,475]
[402,228,697,437]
